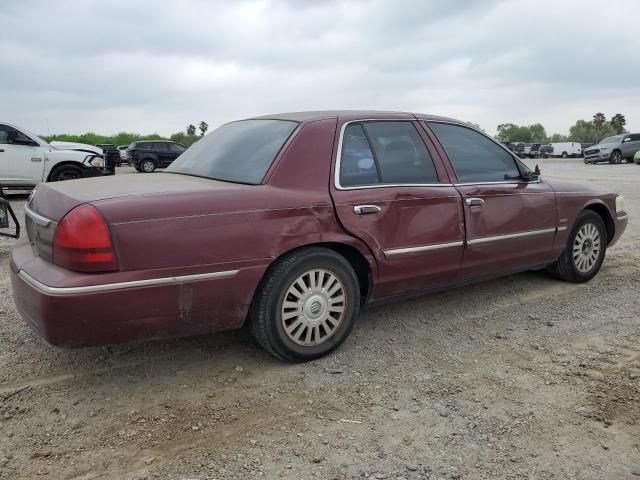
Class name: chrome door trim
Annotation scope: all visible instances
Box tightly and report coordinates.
[467,227,557,246]
[384,240,464,258]
[25,207,52,227]
[557,226,568,232]
[333,119,452,190]
[18,269,240,295]
[465,197,485,206]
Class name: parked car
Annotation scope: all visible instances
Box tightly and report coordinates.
[512,142,525,157]
[11,111,628,361]
[539,144,554,158]
[126,140,186,172]
[549,142,582,158]
[96,143,121,168]
[525,143,541,158]
[0,122,112,188]
[583,134,640,164]
[117,145,129,163]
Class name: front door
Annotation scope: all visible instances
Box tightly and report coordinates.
[622,134,640,159]
[0,124,44,185]
[330,119,465,298]
[425,122,558,279]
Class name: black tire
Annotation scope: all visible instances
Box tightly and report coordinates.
[548,210,607,283]
[562,152,568,158]
[249,247,360,362]
[134,165,142,172]
[140,159,156,173]
[49,164,82,182]
[610,150,623,164]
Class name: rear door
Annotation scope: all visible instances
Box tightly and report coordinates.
[425,122,558,279]
[330,118,465,298]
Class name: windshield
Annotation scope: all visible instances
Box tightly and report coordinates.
[599,135,622,144]
[167,119,298,184]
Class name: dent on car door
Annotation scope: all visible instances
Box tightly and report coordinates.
[330,120,465,298]
[425,122,558,279]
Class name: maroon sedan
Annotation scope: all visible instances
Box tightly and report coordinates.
[11,111,628,361]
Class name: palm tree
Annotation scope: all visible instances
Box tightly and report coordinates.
[592,113,606,142]
[610,113,626,135]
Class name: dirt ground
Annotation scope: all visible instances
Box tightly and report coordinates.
[0,159,638,480]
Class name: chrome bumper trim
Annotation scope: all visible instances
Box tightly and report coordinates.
[18,269,239,295]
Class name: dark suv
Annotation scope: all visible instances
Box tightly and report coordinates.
[126,141,187,172]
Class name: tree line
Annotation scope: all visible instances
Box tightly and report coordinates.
[496,113,627,144]
[43,121,209,147]
[43,113,629,148]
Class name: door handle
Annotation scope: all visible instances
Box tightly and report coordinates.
[465,197,485,207]
[353,204,382,215]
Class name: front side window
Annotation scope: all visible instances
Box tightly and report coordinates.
[0,124,34,146]
[630,134,640,142]
[170,143,186,153]
[339,121,439,187]
[167,119,298,184]
[427,122,520,183]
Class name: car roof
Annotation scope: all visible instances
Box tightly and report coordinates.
[248,110,471,125]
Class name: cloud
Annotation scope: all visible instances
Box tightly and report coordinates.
[1,0,639,136]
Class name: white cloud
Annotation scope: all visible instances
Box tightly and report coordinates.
[1,0,639,136]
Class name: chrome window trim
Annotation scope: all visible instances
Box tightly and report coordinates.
[18,269,239,295]
[454,180,541,186]
[384,240,464,258]
[467,227,557,246]
[25,207,52,227]
[333,119,450,191]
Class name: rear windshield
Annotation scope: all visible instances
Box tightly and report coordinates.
[166,119,298,184]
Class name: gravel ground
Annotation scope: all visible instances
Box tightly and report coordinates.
[0,159,638,480]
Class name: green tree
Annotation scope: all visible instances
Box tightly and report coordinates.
[496,123,548,143]
[610,113,626,134]
[198,121,209,137]
[592,113,606,142]
[186,124,197,136]
[549,133,568,142]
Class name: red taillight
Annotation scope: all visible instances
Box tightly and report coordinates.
[53,204,119,272]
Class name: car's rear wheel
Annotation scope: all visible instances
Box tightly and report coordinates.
[548,210,607,283]
[562,152,568,158]
[140,159,156,173]
[249,247,360,362]
[50,165,82,182]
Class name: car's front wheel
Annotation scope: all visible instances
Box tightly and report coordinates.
[249,247,360,361]
[548,210,607,283]
[50,164,82,182]
[610,150,623,164]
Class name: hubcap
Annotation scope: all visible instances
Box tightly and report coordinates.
[573,223,601,273]
[143,162,154,172]
[281,269,346,347]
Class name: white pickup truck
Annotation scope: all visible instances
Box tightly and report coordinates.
[0,122,113,189]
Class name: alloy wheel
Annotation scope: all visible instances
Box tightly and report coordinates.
[280,268,346,346]
[142,161,155,172]
[572,223,601,273]
[612,151,622,164]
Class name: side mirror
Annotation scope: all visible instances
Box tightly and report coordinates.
[522,165,541,182]
[623,137,631,142]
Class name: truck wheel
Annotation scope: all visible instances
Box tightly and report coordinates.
[561,152,568,158]
[610,150,623,164]
[50,165,82,182]
[249,247,360,362]
[140,159,156,173]
[548,210,607,283]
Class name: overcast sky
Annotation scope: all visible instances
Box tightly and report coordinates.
[2,0,639,137]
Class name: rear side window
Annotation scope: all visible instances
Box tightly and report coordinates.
[339,121,439,187]
[427,122,520,183]
[170,143,186,153]
[167,119,298,184]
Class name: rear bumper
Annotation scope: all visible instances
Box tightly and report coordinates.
[10,243,265,348]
